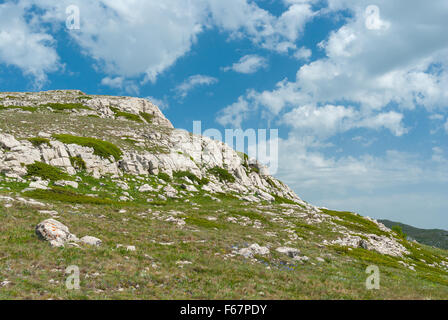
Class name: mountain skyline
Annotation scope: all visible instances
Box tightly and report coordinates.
[1,0,447,229]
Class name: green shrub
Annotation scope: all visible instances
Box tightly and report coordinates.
[24,187,115,205]
[27,137,51,147]
[157,172,171,182]
[139,112,155,123]
[110,107,143,122]
[26,162,72,181]
[70,156,87,170]
[208,167,235,183]
[41,103,91,111]
[52,134,122,161]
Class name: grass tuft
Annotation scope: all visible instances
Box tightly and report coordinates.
[26,162,72,182]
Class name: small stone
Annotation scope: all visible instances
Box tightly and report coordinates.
[276,247,300,258]
[80,236,102,246]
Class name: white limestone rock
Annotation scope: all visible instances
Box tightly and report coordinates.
[35,219,78,247]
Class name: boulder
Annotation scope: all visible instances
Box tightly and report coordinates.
[35,219,78,247]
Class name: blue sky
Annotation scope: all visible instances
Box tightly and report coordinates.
[1,0,447,229]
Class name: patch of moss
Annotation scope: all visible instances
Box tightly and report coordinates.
[208,166,236,183]
[52,134,123,161]
[110,107,143,122]
[27,137,51,147]
[26,162,72,182]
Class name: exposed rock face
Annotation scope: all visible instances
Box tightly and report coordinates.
[326,233,409,257]
[0,90,304,204]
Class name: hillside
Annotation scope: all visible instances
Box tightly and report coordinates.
[380,220,448,250]
[0,90,447,299]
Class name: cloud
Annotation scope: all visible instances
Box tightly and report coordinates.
[146,96,169,110]
[216,96,252,128]
[1,0,318,87]
[208,0,316,53]
[215,0,448,228]
[222,0,448,122]
[293,47,312,60]
[223,54,268,74]
[175,74,218,99]
[445,119,448,133]
[275,136,448,227]
[280,104,407,138]
[0,1,60,88]
[100,76,139,95]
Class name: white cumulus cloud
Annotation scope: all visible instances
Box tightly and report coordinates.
[0,1,60,88]
[223,55,268,74]
[175,74,218,99]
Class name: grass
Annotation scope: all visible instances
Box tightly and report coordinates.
[208,167,236,183]
[321,209,389,236]
[26,162,72,182]
[0,105,38,112]
[0,178,447,300]
[23,187,118,205]
[392,225,407,239]
[184,216,224,230]
[157,172,171,182]
[52,134,123,161]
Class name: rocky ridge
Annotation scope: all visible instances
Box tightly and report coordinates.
[0,90,417,257]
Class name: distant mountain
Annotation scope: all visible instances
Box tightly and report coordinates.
[379,220,448,250]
